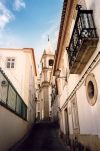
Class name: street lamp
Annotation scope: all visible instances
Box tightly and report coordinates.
[55,69,67,82]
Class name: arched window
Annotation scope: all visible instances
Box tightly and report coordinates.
[49,59,54,66]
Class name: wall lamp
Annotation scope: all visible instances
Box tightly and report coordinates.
[55,69,67,82]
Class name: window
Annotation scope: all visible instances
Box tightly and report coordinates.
[72,102,79,129]
[49,59,54,66]
[71,95,80,133]
[85,73,98,106]
[88,81,94,99]
[6,57,15,69]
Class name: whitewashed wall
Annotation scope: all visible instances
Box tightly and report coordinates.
[0,50,26,98]
[0,105,30,151]
[76,62,100,138]
[0,49,37,122]
[58,0,100,138]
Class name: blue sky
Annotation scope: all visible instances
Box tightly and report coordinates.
[0,0,63,64]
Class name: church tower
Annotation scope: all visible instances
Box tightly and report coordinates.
[40,37,54,119]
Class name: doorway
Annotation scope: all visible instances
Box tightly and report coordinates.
[37,112,40,120]
[64,108,69,141]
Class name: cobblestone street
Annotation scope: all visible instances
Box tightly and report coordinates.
[10,121,67,151]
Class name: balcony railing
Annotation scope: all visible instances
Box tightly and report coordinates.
[0,68,27,120]
[67,7,99,73]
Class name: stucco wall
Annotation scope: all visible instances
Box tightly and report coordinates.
[54,0,100,150]
[59,0,100,106]
[0,49,37,122]
[0,50,26,98]
[0,105,30,151]
[76,62,100,138]
[61,58,100,136]
[57,0,100,140]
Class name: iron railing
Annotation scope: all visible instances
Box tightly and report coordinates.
[67,7,98,67]
[0,68,27,120]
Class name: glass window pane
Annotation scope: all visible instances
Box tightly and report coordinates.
[6,57,15,69]
[11,62,14,68]
[11,62,14,65]
[8,85,16,110]
[7,62,10,68]
[16,95,27,119]
[16,95,22,115]
[21,103,27,119]
[11,65,14,68]
[7,66,10,68]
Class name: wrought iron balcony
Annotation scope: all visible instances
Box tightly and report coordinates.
[67,7,99,74]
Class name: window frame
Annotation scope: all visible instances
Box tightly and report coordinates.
[48,59,54,66]
[85,73,98,106]
[6,57,16,69]
[71,94,80,134]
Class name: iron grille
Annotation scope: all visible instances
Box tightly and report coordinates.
[67,8,98,68]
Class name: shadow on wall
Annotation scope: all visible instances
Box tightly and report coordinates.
[89,0,100,35]
[59,131,91,151]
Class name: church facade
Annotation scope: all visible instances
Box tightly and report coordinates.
[39,39,54,119]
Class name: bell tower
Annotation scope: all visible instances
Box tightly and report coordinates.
[40,38,54,119]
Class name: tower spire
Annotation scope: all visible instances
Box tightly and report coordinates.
[48,35,50,42]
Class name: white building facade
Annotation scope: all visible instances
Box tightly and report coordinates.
[38,39,55,120]
[53,0,100,150]
[0,48,37,151]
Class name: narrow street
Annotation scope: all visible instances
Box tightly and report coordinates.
[0,1,99,151]
[11,121,67,151]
